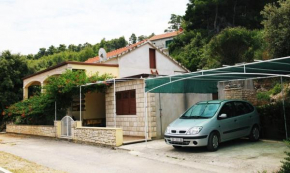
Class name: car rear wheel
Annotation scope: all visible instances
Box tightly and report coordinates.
[249,126,260,141]
[207,132,219,152]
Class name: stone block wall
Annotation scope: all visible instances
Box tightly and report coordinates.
[106,79,156,138]
[224,88,257,105]
[73,127,123,146]
[6,124,55,137]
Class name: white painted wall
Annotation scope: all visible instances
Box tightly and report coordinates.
[106,43,187,78]
[151,37,174,49]
[155,93,213,138]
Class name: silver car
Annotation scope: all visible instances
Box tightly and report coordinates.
[164,100,260,151]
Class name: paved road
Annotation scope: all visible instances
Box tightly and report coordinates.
[0,134,207,173]
[0,133,287,173]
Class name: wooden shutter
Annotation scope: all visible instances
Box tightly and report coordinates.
[116,92,122,115]
[116,90,136,115]
[129,90,136,114]
[122,91,130,114]
[149,49,156,69]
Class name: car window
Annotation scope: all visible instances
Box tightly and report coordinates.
[234,102,249,116]
[243,102,254,113]
[218,102,235,118]
[180,103,220,119]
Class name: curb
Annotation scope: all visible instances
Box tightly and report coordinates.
[0,167,12,173]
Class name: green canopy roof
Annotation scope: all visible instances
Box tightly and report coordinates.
[145,56,290,93]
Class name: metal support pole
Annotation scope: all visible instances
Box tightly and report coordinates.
[114,79,116,128]
[281,76,288,139]
[143,91,147,142]
[80,86,82,121]
[145,92,148,142]
[55,101,57,121]
[159,93,162,137]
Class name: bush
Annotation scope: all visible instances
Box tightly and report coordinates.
[257,100,290,140]
[270,83,282,95]
[278,140,290,173]
[257,92,270,101]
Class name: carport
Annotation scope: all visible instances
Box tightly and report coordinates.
[143,56,290,140]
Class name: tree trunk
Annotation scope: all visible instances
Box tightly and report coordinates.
[233,0,237,26]
[214,3,219,33]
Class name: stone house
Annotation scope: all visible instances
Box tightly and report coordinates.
[22,40,189,140]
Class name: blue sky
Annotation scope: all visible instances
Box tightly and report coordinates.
[0,0,188,54]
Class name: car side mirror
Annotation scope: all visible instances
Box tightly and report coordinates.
[219,113,227,119]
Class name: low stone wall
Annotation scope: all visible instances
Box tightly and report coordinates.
[6,124,55,137]
[73,127,123,146]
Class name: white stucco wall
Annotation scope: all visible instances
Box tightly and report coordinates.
[111,44,186,78]
[151,37,174,49]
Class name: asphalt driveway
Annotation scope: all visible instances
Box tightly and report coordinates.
[0,133,287,173]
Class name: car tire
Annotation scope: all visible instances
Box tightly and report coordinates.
[173,145,182,149]
[207,132,219,152]
[249,125,260,142]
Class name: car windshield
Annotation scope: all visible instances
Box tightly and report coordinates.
[180,103,220,119]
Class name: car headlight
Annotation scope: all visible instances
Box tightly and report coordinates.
[165,127,171,134]
[186,126,203,135]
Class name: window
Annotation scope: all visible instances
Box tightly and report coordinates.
[218,102,235,119]
[149,48,156,69]
[234,101,254,116]
[116,90,136,115]
[165,40,173,48]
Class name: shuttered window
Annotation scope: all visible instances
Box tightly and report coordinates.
[116,90,136,115]
[149,48,156,69]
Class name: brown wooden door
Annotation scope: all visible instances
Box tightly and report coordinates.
[149,49,156,68]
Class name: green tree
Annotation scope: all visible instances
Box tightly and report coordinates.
[34,48,47,59]
[202,27,265,68]
[164,14,183,32]
[58,44,67,52]
[47,45,57,55]
[184,0,275,34]
[129,33,137,44]
[169,31,208,71]
[68,44,78,52]
[0,51,30,127]
[137,35,147,42]
[262,0,290,58]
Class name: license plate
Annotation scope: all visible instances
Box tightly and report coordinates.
[170,138,183,142]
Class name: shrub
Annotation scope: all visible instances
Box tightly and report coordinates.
[257,100,290,140]
[257,92,270,101]
[270,83,282,95]
[278,140,290,173]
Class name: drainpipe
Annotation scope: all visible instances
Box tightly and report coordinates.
[159,93,162,137]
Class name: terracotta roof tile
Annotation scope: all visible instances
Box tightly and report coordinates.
[149,30,181,41]
[85,39,148,63]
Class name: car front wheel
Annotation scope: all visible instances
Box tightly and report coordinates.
[249,126,260,141]
[207,132,219,152]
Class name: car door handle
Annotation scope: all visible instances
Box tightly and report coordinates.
[234,119,237,122]
[249,116,252,118]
